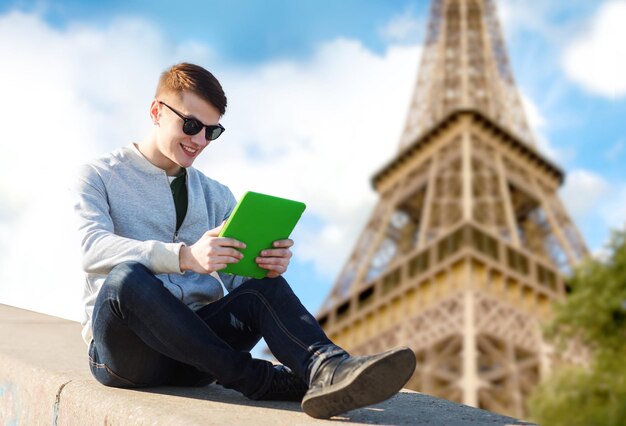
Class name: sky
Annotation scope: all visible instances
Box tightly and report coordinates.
[0,0,625,350]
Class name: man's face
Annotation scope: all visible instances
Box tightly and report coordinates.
[150,91,221,175]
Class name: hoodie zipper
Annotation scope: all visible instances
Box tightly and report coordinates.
[167,171,189,243]
[164,173,180,243]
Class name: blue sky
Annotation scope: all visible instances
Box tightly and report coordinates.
[1,0,430,62]
[0,0,625,357]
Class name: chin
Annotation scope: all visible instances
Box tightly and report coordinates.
[175,151,195,163]
[178,159,194,169]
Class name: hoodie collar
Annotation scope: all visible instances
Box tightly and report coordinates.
[124,143,173,175]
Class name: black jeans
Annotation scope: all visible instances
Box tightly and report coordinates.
[89,261,346,399]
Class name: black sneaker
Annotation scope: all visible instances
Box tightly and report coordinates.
[301,347,416,419]
[257,365,308,402]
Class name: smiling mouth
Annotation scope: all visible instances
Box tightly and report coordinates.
[181,144,198,156]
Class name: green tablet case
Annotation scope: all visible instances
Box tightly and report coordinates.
[218,191,306,279]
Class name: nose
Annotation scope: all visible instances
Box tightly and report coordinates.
[190,130,209,148]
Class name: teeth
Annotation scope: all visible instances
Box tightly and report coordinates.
[181,145,197,154]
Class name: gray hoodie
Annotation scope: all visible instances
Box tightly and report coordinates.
[73,143,248,344]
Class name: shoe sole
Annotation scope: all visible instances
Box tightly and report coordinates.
[301,347,416,419]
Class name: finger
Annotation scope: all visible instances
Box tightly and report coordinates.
[273,239,294,248]
[256,257,288,267]
[257,263,285,273]
[210,263,227,271]
[213,248,244,261]
[206,221,226,237]
[214,237,246,250]
[259,248,292,258]
[212,255,242,266]
[208,246,243,260]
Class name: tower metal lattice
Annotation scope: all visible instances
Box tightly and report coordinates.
[316,0,588,417]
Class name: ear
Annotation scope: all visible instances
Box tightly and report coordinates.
[149,99,161,125]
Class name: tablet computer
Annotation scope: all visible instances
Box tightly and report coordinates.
[218,191,306,279]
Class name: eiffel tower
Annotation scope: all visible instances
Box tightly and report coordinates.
[316,0,588,417]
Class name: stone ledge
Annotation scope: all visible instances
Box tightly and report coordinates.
[0,304,536,425]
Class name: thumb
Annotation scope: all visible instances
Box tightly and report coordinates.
[206,221,226,237]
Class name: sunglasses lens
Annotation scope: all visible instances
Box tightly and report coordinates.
[183,120,203,136]
[206,126,224,141]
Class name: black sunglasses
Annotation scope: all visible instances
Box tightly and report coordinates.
[159,101,225,141]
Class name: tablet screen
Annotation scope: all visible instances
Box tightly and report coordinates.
[218,191,306,279]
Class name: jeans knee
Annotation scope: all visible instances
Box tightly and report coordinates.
[104,261,156,301]
[244,276,296,301]
[111,261,151,278]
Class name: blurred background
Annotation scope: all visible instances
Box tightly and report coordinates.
[0,0,624,399]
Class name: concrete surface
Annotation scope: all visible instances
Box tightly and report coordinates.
[0,304,537,425]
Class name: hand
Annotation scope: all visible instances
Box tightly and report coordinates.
[255,239,294,278]
[179,222,246,274]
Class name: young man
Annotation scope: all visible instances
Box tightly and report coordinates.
[73,62,416,419]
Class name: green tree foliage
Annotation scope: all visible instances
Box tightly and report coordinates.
[528,230,626,426]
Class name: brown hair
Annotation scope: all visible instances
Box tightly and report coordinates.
[156,63,227,115]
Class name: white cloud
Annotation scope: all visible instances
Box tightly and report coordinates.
[560,169,610,219]
[0,12,178,320]
[498,0,553,39]
[562,0,626,98]
[521,93,546,130]
[498,0,598,44]
[201,38,421,275]
[519,92,569,162]
[599,183,626,230]
[560,169,626,255]
[0,11,421,319]
[378,8,423,44]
